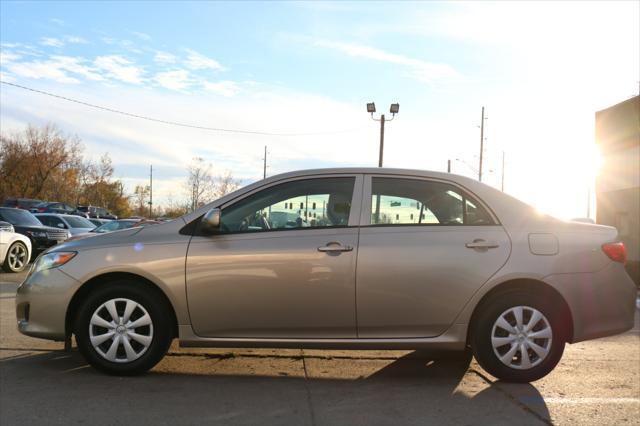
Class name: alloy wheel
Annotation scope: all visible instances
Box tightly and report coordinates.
[490,306,552,370]
[8,243,27,271]
[89,298,154,363]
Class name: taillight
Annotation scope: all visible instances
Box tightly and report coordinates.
[37,208,46,212]
[602,242,626,264]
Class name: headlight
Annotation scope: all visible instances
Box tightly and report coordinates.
[32,251,77,273]
[27,231,47,238]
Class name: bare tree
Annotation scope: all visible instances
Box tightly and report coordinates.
[213,171,241,199]
[185,157,215,211]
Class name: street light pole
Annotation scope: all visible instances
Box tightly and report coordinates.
[378,114,385,167]
[368,102,398,168]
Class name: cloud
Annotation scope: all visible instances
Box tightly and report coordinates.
[94,55,144,84]
[49,56,104,81]
[313,39,459,82]
[154,51,176,64]
[132,31,152,41]
[184,49,224,71]
[202,80,240,97]
[1,53,106,83]
[154,69,192,91]
[40,37,64,48]
[49,18,65,26]
[0,51,21,64]
[2,58,80,83]
[64,36,88,44]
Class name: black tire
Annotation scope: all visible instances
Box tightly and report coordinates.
[2,241,29,273]
[74,280,173,375]
[471,289,565,382]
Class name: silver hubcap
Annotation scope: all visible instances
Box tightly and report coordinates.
[491,306,552,370]
[89,298,154,363]
[8,243,27,271]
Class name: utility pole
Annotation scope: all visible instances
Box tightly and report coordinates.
[501,151,505,192]
[479,106,485,182]
[447,159,451,173]
[263,145,267,179]
[149,165,153,218]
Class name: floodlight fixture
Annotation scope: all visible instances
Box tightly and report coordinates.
[390,103,399,114]
[367,102,376,113]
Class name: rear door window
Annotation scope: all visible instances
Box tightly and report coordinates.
[370,177,494,226]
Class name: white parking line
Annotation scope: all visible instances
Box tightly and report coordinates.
[542,397,640,404]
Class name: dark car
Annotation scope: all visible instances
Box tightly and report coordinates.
[76,205,118,220]
[0,207,69,258]
[2,198,44,211]
[30,202,85,216]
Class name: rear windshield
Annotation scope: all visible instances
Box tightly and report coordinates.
[0,208,42,226]
[65,216,95,228]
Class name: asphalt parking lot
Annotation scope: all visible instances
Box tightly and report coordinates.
[1,270,638,426]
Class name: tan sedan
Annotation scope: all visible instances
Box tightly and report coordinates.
[16,168,636,381]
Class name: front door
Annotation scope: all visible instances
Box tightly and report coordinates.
[186,175,363,338]
[356,175,511,338]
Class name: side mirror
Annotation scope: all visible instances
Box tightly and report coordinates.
[201,208,221,233]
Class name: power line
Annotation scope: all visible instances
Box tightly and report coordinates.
[0,80,362,137]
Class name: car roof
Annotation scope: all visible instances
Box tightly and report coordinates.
[35,213,85,218]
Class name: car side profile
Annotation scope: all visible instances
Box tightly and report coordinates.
[16,168,636,381]
[35,213,96,236]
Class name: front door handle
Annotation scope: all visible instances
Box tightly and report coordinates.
[465,239,499,249]
[318,242,353,253]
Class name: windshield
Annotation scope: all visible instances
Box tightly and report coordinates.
[64,216,95,228]
[93,220,136,233]
[0,208,43,226]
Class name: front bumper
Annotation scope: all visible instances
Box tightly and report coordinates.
[15,268,80,341]
[31,236,62,254]
[546,262,637,343]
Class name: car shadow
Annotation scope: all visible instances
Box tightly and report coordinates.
[0,348,550,426]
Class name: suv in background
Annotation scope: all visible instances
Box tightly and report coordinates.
[76,206,118,220]
[0,207,68,258]
[2,198,43,211]
[31,202,85,216]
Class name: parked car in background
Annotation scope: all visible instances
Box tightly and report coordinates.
[35,214,96,236]
[76,206,118,220]
[67,219,160,241]
[0,221,32,272]
[30,202,85,217]
[87,218,111,227]
[0,207,69,259]
[2,198,43,211]
[14,168,636,380]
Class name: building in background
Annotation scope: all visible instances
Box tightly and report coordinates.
[595,95,640,285]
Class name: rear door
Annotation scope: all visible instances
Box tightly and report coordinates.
[356,175,511,338]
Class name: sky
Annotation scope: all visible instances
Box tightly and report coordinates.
[1,1,638,218]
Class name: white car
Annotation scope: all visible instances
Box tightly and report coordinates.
[0,221,32,273]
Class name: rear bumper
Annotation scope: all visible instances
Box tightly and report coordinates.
[546,263,637,343]
[15,268,80,341]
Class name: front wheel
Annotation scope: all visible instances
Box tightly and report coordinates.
[471,291,565,382]
[74,281,173,375]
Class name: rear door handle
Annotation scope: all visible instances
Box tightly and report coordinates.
[465,239,499,249]
[318,242,353,253]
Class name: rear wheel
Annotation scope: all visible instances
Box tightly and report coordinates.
[74,281,172,375]
[471,290,565,382]
[2,241,29,273]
